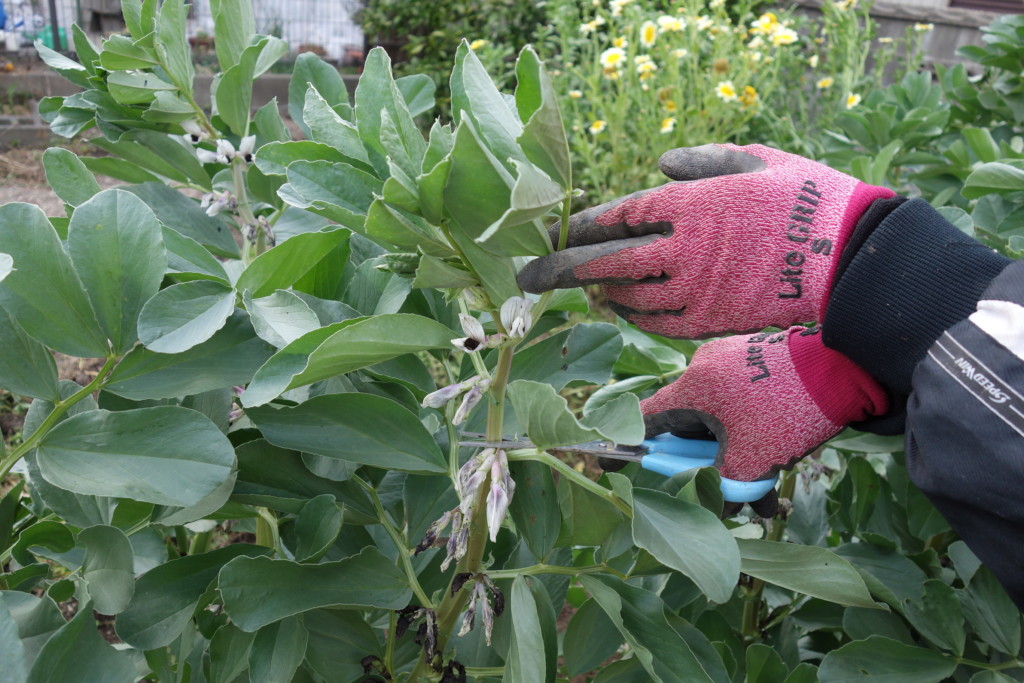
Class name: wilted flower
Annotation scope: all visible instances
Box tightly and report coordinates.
[712,57,729,74]
[639,20,657,47]
[200,190,236,216]
[589,119,607,134]
[469,39,488,49]
[500,296,532,338]
[816,76,834,90]
[458,577,502,645]
[181,119,207,144]
[422,382,467,409]
[660,117,676,134]
[452,314,487,353]
[715,81,738,102]
[846,92,862,109]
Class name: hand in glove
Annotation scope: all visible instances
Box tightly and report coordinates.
[641,327,889,512]
[518,144,894,339]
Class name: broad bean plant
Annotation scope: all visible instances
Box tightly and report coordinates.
[1,1,1022,681]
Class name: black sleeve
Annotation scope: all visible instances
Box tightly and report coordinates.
[823,198,1024,609]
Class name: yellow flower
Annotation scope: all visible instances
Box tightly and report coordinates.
[739,85,759,107]
[671,48,689,59]
[637,60,658,79]
[603,67,621,80]
[640,20,658,47]
[589,119,607,134]
[612,35,628,48]
[816,76,834,89]
[634,54,652,65]
[878,36,894,44]
[660,117,676,133]
[808,54,819,68]
[914,22,934,32]
[846,92,862,109]
[836,0,858,10]
[715,81,738,102]
[469,39,488,50]
[772,27,799,46]
[569,90,583,99]
[599,47,627,69]
[657,15,684,32]
[750,12,780,36]
[664,99,677,112]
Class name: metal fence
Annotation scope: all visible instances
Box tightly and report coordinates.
[3,0,365,62]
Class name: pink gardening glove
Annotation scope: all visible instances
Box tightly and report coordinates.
[642,326,889,485]
[518,144,894,339]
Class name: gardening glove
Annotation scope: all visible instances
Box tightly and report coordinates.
[518,144,895,339]
[641,326,889,512]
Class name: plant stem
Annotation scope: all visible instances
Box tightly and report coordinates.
[0,356,119,482]
[741,470,797,644]
[356,476,434,609]
[506,450,633,518]
[254,507,280,555]
[956,658,1024,672]
[385,609,398,678]
[188,530,211,556]
[487,562,626,581]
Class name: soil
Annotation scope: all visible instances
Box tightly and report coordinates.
[0,145,122,216]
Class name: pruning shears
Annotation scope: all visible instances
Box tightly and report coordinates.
[458,432,777,503]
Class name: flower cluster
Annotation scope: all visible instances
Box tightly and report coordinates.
[195,135,256,165]
[749,12,799,47]
[457,574,505,645]
[715,81,759,108]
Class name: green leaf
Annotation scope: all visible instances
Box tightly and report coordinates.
[511,322,622,390]
[746,643,788,683]
[580,575,718,683]
[515,47,571,189]
[106,311,273,400]
[475,160,560,256]
[236,229,352,298]
[243,289,321,349]
[279,160,382,227]
[34,42,90,87]
[355,47,426,175]
[107,70,176,105]
[0,203,107,357]
[835,543,927,609]
[249,616,308,683]
[365,200,451,255]
[98,34,159,71]
[818,635,957,682]
[902,580,964,655]
[302,610,382,683]
[69,189,167,354]
[78,525,135,615]
[11,520,74,568]
[504,575,556,683]
[207,624,255,683]
[124,182,237,257]
[116,544,271,649]
[121,0,153,40]
[289,53,347,136]
[255,140,357,177]
[41,148,101,207]
[137,280,236,354]
[960,566,1021,655]
[412,254,476,289]
[246,393,446,473]
[163,227,230,282]
[124,130,213,189]
[449,41,523,171]
[396,74,435,118]
[26,601,135,683]
[0,601,28,683]
[218,548,412,631]
[217,38,266,136]
[962,127,1001,163]
[508,461,560,560]
[212,0,254,71]
[738,539,879,608]
[563,599,622,677]
[37,406,235,507]
[962,161,1024,199]
[508,380,644,448]
[242,314,454,406]
[632,487,739,604]
[294,494,344,562]
[302,88,371,168]
[0,309,59,401]
[156,0,194,90]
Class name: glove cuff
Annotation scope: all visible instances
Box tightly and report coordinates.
[789,328,889,425]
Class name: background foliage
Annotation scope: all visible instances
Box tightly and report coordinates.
[1,1,1024,682]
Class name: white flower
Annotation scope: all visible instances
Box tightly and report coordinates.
[181,119,207,144]
[200,190,235,216]
[421,382,466,409]
[216,138,236,162]
[486,449,515,542]
[452,314,487,353]
[196,147,223,165]
[237,135,256,163]
[639,20,658,47]
[500,296,533,338]
[599,47,626,70]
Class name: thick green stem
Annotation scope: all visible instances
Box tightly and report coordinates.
[487,563,626,581]
[232,159,262,264]
[255,507,280,554]
[956,658,1024,672]
[188,530,211,556]
[0,356,119,482]
[506,450,633,518]
[357,476,434,609]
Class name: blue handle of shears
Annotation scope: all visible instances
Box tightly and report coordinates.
[639,434,778,503]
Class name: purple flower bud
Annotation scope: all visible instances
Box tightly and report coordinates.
[452,384,485,425]
[485,450,515,541]
[422,382,465,409]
